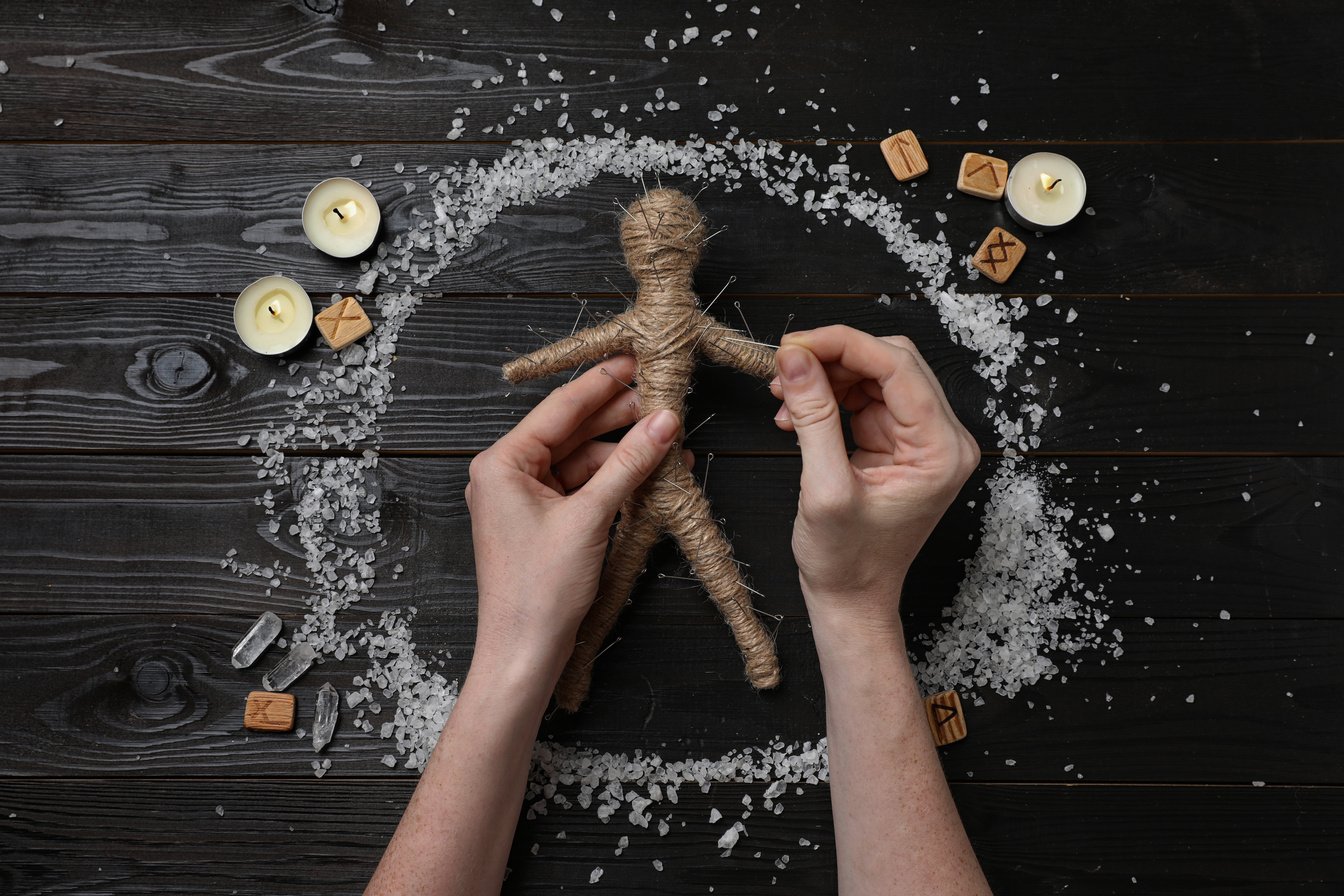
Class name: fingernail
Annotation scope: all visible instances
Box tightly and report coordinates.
[647,409,679,442]
[768,376,780,390]
[773,404,789,422]
[778,347,809,382]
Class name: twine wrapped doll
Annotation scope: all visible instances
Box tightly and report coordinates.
[503,188,781,711]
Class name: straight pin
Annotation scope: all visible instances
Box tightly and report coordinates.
[599,366,639,392]
[734,301,756,342]
[603,277,633,306]
[569,299,589,337]
[703,275,736,316]
[582,636,624,669]
[683,413,716,442]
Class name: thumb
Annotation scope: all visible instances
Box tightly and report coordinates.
[580,408,679,516]
[777,345,851,493]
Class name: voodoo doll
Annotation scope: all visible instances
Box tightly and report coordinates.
[503,188,781,711]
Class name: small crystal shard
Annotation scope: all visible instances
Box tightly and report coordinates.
[231,611,281,669]
[313,682,338,753]
[262,642,316,692]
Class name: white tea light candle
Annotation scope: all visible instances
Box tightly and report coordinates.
[234,275,314,356]
[1004,152,1087,232]
[302,177,381,257]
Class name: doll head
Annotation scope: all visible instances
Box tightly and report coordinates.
[620,188,705,294]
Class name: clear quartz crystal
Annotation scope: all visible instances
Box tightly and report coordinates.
[230,611,282,669]
[262,642,316,692]
[313,682,338,753]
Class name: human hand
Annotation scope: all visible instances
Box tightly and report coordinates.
[466,356,681,680]
[769,326,979,635]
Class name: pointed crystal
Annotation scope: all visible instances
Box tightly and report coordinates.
[231,611,282,669]
[313,682,338,753]
[262,642,316,692]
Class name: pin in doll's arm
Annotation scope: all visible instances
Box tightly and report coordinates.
[502,314,636,383]
[695,314,777,382]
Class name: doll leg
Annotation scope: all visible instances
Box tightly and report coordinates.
[662,466,782,690]
[554,499,663,711]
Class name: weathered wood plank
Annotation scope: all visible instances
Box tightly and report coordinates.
[0,143,1339,296]
[1,778,1341,895]
[1,294,1341,453]
[0,0,1338,142]
[0,455,1339,622]
[0,604,1337,782]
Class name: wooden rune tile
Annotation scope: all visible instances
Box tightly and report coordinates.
[880,129,929,182]
[957,152,1009,200]
[971,226,1026,284]
[315,296,373,351]
[244,690,296,732]
[924,689,968,746]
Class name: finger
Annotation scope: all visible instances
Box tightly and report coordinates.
[849,404,899,454]
[783,326,944,429]
[579,409,681,515]
[551,388,641,463]
[851,449,894,471]
[553,441,618,492]
[776,345,852,494]
[876,335,958,421]
[501,355,638,473]
[771,361,881,414]
[556,443,693,493]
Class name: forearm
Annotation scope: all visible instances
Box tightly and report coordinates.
[366,649,561,896]
[810,602,991,896]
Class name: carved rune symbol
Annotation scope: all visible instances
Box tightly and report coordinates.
[931,701,959,727]
[328,300,364,337]
[966,159,1002,188]
[894,135,918,171]
[981,233,1018,273]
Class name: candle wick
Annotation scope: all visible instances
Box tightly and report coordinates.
[333,207,345,220]
[1046,177,1062,191]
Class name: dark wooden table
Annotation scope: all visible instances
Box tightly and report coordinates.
[2,1,1341,892]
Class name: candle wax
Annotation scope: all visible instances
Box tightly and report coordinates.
[234,275,314,356]
[303,177,381,258]
[1004,152,1087,232]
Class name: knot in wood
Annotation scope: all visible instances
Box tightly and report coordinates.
[620,188,704,292]
[126,343,218,400]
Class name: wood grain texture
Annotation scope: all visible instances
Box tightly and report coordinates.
[0,0,1339,143]
[0,143,1340,296]
[0,609,1338,781]
[0,294,1341,454]
[1,1,1341,893]
[1,779,1342,895]
[0,454,1338,622]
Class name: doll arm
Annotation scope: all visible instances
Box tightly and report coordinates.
[695,314,777,381]
[502,314,635,383]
